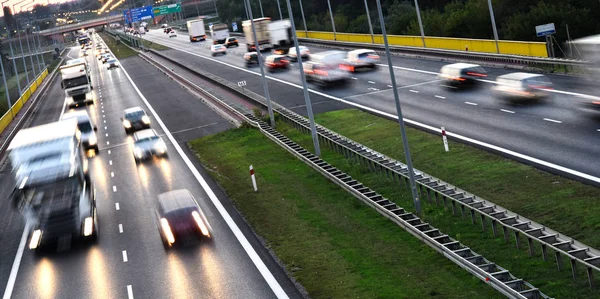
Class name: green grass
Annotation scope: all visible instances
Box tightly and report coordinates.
[142,40,169,51]
[275,110,600,298]
[189,127,502,299]
[0,71,29,115]
[98,32,137,59]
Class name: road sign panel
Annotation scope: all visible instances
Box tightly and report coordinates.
[232,22,238,32]
[126,6,154,23]
[153,4,181,17]
[535,23,555,37]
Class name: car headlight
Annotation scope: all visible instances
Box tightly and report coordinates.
[155,141,167,154]
[83,217,93,236]
[160,218,175,245]
[123,120,131,128]
[29,229,42,249]
[88,134,97,145]
[134,148,143,158]
[141,115,150,124]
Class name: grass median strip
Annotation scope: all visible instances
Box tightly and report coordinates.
[189,127,501,299]
[99,32,137,59]
[276,109,600,298]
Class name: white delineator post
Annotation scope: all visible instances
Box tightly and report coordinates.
[442,127,449,152]
[250,165,257,191]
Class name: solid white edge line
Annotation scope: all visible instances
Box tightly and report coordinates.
[127,285,134,299]
[543,118,562,124]
[110,43,290,299]
[122,250,128,262]
[2,222,30,299]
[146,35,600,185]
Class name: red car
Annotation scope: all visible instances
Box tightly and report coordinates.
[265,55,289,72]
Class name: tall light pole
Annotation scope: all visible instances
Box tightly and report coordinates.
[414,0,426,47]
[258,0,264,17]
[298,0,307,36]
[8,34,22,95]
[244,0,275,128]
[374,0,421,215]
[1,48,13,116]
[21,5,38,76]
[363,0,374,44]
[486,0,500,53]
[326,0,336,40]
[276,0,283,20]
[285,0,320,156]
[35,24,46,69]
[14,2,30,85]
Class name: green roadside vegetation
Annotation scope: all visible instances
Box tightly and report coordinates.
[0,72,25,115]
[98,32,137,59]
[275,109,600,298]
[189,127,501,299]
[142,40,170,51]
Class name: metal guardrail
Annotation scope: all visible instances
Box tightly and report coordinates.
[298,38,586,68]
[138,48,552,298]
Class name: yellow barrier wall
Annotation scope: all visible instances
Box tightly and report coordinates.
[0,68,50,137]
[303,31,548,58]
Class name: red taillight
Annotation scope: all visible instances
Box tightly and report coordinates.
[592,101,600,105]
[466,72,487,77]
[367,54,379,59]
[315,69,329,76]
[528,85,553,90]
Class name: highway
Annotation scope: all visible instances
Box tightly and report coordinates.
[141,29,600,181]
[0,40,302,298]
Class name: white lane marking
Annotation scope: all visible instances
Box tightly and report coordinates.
[144,35,600,184]
[109,160,113,165]
[543,118,562,124]
[111,46,290,299]
[387,85,393,88]
[105,133,108,137]
[2,222,30,299]
[368,81,376,84]
[115,203,120,210]
[104,120,106,123]
[368,87,379,91]
[465,102,478,106]
[103,115,105,118]
[597,129,600,132]
[105,126,107,130]
[127,285,134,299]
[107,141,110,145]
[350,77,357,80]
[108,150,111,154]
[111,172,114,177]
[119,224,123,233]
[113,186,117,192]
[377,63,439,75]
[434,95,446,99]
[102,110,105,113]
[501,109,515,114]
[122,250,128,262]
[409,90,419,93]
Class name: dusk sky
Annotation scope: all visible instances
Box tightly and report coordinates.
[1,0,78,16]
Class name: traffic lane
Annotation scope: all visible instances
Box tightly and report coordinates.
[95,54,286,298]
[347,88,600,177]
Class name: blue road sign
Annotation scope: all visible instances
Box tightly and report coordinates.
[535,23,555,37]
[232,22,238,32]
[130,6,154,23]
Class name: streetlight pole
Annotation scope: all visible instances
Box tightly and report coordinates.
[486,0,500,54]
[244,0,275,128]
[21,17,38,76]
[13,1,30,84]
[8,35,22,95]
[414,0,426,47]
[1,49,13,116]
[285,0,320,156]
[258,0,264,17]
[276,0,283,20]
[298,0,307,37]
[326,0,336,40]
[363,0,374,44]
[374,0,421,215]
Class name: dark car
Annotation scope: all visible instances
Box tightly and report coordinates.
[122,106,151,133]
[132,129,168,163]
[156,189,212,248]
[265,55,289,72]
[243,52,261,67]
[224,37,238,48]
[438,63,487,88]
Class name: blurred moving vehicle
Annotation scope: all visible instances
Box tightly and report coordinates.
[224,37,239,48]
[132,129,168,163]
[244,52,261,67]
[438,63,487,88]
[187,19,206,42]
[65,58,90,78]
[156,189,211,248]
[304,50,350,87]
[61,110,99,153]
[210,44,227,56]
[106,58,119,69]
[122,106,151,133]
[269,19,293,54]
[164,27,172,34]
[101,54,112,63]
[169,30,177,38]
[288,45,310,62]
[570,35,600,116]
[210,23,230,44]
[492,73,553,101]
[340,49,380,72]
[242,17,271,52]
[161,23,168,28]
[8,120,97,252]
[60,61,93,108]
[265,55,289,72]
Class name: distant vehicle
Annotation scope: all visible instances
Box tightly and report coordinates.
[242,17,271,52]
[156,189,212,249]
[8,120,97,252]
[187,19,206,42]
[132,129,168,163]
[492,72,553,101]
[169,30,177,38]
[161,23,168,28]
[210,44,227,56]
[223,37,238,48]
[138,27,146,34]
[61,110,99,153]
[269,19,293,54]
[243,52,261,67]
[438,63,487,88]
[77,36,90,45]
[101,54,112,63]
[265,55,289,72]
[106,58,119,69]
[60,62,93,108]
[210,23,230,44]
[341,49,380,72]
[122,106,151,133]
[288,45,310,62]
[80,50,88,57]
[164,27,172,34]
[304,50,351,88]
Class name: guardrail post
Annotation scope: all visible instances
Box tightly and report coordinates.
[502,226,509,243]
[434,192,440,206]
[556,251,563,271]
[541,244,548,261]
[587,267,595,288]
[491,220,498,237]
[460,204,465,218]
[469,209,476,225]
[571,258,577,279]
[480,214,486,231]
[527,237,534,257]
[514,231,521,249]
[451,200,457,216]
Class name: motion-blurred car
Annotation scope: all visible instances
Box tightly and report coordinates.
[438,63,487,88]
[132,129,168,163]
[575,95,600,117]
[340,49,380,72]
[122,106,151,133]
[80,50,88,57]
[243,52,261,67]
[265,55,289,72]
[101,54,112,63]
[61,110,99,153]
[156,189,212,249]
[210,44,227,56]
[164,27,172,34]
[106,58,119,69]
[288,45,310,62]
[223,37,238,48]
[169,30,177,38]
[492,72,553,100]
[304,50,350,88]
[161,23,168,29]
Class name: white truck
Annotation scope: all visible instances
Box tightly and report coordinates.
[60,62,93,108]
[187,19,206,42]
[7,119,98,252]
[269,19,293,54]
[243,17,271,52]
[210,23,230,44]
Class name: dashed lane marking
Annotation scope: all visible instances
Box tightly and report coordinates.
[501,109,515,114]
[434,95,446,99]
[113,186,117,192]
[115,203,120,210]
[465,102,478,106]
[122,250,128,262]
[409,90,419,93]
[119,224,123,233]
[543,118,562,124]
[111,172,114,177]
[127,285,134,299]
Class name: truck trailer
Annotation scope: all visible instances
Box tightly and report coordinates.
[210,23,230,44]
[269,19,293,54]
[60,62,93,108]
[242,17,271,52]
[187,19,206,42]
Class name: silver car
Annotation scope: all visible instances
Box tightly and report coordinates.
[106,58,119,69]
[132,129,168,163]
[61,110,99,153]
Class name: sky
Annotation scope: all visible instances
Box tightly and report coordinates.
[1,0,76,16]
